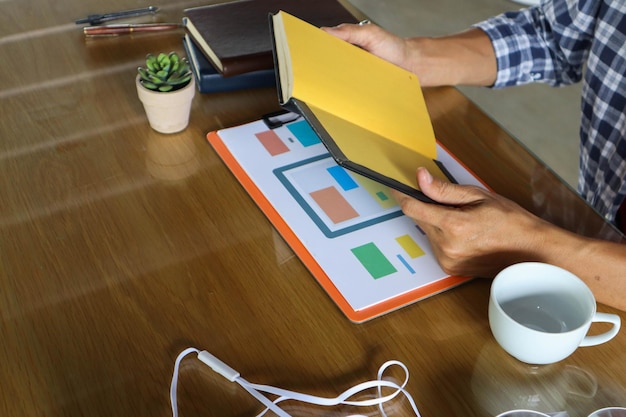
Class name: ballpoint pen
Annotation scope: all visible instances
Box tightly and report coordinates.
[83,23,183,37]
[75,6,159,26]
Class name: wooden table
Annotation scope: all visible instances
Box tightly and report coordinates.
[1,1,624,416]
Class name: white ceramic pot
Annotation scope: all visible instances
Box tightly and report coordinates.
[136,75,195,134]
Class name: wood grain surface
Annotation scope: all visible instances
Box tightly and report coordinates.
[1,1,624,416]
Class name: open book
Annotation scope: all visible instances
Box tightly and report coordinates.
[270,11,453,204]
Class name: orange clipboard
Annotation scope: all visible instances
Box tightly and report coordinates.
[207,121,482,322]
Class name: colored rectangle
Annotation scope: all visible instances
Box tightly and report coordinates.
[287,119,320,147]
[397,254,416,274]
[351,242,397,279]
[354,175,398,209]
[310,186,358,224]
[327,166,358,191]
[396,234,425,259]
[256,130,289,156]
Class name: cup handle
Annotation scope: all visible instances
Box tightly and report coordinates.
[579,312,621,347]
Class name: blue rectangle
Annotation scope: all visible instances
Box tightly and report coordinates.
[327,166,358,191]
[286,120,320,147]
[397,254,416,274]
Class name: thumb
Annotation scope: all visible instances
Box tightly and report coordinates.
[417,167,484,206]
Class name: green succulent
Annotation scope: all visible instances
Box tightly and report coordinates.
[138,52,192,92]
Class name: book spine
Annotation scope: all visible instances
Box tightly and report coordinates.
[183,36,276,93]
[220,53,276,78]
[196,70,276,94]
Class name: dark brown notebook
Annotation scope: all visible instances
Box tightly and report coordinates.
[183,0,358,77]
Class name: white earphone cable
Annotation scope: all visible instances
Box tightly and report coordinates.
[170,348,422,417]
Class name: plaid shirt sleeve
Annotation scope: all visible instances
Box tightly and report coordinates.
[474,1,597,88]
[473,0,626,224]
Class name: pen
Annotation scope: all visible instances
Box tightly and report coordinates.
[76,6,159,25]
[83,23,183,37]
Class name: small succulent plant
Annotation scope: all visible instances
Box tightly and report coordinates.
[138,52,192,92]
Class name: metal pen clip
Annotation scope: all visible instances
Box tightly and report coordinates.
[75,6,159,26]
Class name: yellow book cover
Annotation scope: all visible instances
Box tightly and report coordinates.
[271,11,453,201]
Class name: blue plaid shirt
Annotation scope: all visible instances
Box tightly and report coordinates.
[475,0,626,223]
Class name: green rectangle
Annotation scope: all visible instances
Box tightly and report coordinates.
[351,242,397,279]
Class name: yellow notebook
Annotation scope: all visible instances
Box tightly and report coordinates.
[270,11,453,202]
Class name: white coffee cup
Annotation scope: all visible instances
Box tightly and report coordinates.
[489,262,621,365]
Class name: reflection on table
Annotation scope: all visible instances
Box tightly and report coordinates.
[0,1,624,416]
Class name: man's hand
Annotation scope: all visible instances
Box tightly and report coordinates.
[322,23,415,74]
[323,23,497,87]
[391,168,546,277]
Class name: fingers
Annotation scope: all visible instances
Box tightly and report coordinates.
[322,21,370,42]
[390,188,444,232]
[321,22,388,51]
[390,167,490,229]
[322,22,415,74]
[416,167,488,206]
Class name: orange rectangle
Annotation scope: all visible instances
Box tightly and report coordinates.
[256,130,289,156]
[309,186,358,224]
